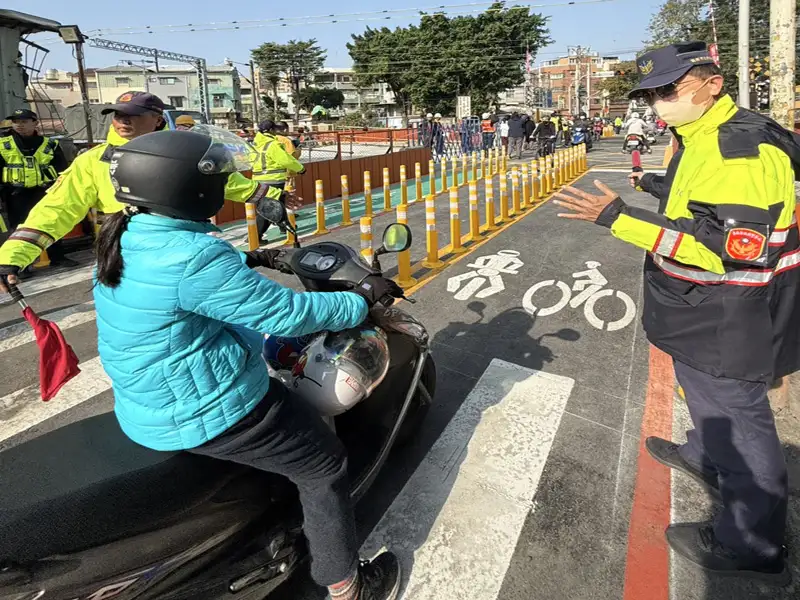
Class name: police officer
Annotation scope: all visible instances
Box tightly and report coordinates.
[251,119,305,243]
[0,109,71,275]
[552,41,799,585]
[0,92,270,293]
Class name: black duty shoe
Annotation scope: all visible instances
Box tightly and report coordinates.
[49,256,80,268]
[667,521,791,586]
[357,551,401,600]
[646,437,721,500]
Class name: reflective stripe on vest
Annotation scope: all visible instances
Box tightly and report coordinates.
[252,139,288,182]
[8,227,55,250]
[652,248,800,287]
[0,135,58,188]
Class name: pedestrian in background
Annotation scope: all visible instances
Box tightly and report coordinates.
[552,41,800,586]
[507,112,525,159]
[498,117,510,152]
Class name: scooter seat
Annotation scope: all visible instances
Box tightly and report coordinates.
[0,411,239,562]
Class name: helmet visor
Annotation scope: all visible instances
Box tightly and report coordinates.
[191,124,255,174]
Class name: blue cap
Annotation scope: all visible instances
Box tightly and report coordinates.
[101,91,165,116]
[628,41,716,99]
[6,108,37,121]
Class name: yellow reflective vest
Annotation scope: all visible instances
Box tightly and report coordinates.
[0,134,59,188]
[599,95,800,382]
[0,128,269,269]
[251,132,304,183]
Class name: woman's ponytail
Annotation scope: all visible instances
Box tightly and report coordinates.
[94,206,137,288]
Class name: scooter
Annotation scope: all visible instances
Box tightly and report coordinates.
[645,130,657,146]
[623,134,648,154]
[0,202,436,600]
[571,126,588,147]
[537,135,557,157]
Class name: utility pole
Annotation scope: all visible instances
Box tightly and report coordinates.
[586,58,592,115]
[769,0,796,128]
[75,39,94,145]
[249,60,260,125]
[738,0,751,108]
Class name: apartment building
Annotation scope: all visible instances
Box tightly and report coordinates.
[537,51,621,115]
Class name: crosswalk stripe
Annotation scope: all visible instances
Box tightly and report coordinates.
[0,301,96,353]
[0,356,111,445]
[360,358,574,599]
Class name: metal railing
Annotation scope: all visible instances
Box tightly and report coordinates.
[294,126,424,162]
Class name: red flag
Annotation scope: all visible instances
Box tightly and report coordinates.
[22,306,81,401]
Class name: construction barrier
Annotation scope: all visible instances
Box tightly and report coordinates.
[364,171,373,217]
[423,195,444,269]
[245,202,260,251]
[314,180,329,235]
[469,180,480,241]
[340,174,352,226]
[360,217,373,264]
[395,204,417,288]
[449,186,464,254]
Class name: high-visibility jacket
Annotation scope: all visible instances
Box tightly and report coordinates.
[277,134,301,159]
[251,132,303,183]
[481,119,495,133]
[614,117,623,127]
[0,128,271,270]
[600,95,800,382]
[0,134,59,188]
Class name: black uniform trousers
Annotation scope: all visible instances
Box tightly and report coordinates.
[674,359,788,560]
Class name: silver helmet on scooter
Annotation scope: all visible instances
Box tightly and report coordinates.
[286,326,390,416]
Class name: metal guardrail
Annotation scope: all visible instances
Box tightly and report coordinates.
[295,126,424,163]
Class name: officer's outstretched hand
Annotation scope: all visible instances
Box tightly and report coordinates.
[553,180,623,224]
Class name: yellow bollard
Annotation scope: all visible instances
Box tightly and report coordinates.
[285,209,297,246]
[481,150,487,180]
[314,179,329,235]
[340,174,352,226]
[245,201,260,250]
[360,217,373,265]
[441,156,449,192]
[538,157,546,198]
[449,186,465,254]
[566,146,574,180]
[530,160,539,203]
[423,195,445,269]
[485,175,496,230]
[395,204,417,288]
[471,152,477,182]
[581,143,588,172]
[499,171,509,223]
[552,153,559,190]
[414,162,423,202]
[429,160,437,196]
[364,171,373,217]
[511,167,521,216]
[468,180,480,241]
[521,163,530,209]
[544,155,553,194]
[400,165,408,205]
[383,167,392,212]
[451,157,457,189]
[461,154,468,186]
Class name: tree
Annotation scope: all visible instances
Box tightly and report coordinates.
[251,39,326,124]
[347,2,550,121]
[298,87,345,111]
[646,0,708,48]
[599,61,639,100]
[260,93,289,121]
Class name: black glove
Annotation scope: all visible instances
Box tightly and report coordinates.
[351,275,405,307]
[245,249,292,273]
[0,264,20,294]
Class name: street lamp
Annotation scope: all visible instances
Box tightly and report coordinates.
[57,25,93,143]
[57,25,83,44]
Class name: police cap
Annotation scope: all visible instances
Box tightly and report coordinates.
[628,41,716,99]
[6,108,37,121]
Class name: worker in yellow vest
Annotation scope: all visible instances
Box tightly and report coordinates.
[0,108,70,277]
[251,119,305,243]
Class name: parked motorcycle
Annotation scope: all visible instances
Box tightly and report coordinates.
[0,203,436,600]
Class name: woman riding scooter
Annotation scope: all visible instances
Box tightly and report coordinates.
[92,128,403,600]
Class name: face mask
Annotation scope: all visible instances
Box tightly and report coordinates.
[652,79,713,127]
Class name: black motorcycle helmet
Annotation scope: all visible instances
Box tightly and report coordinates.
[109,130,233,221]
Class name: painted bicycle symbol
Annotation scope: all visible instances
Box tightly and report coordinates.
[522,261,636,331]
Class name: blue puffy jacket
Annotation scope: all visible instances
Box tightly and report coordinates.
[94,213,368,451]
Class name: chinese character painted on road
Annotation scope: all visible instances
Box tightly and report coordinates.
[446,250,523,301]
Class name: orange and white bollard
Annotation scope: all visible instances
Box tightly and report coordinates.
[449,186,464,254]
[340,174,352,226]
[364,170,373,217]
[423,195,444,269]
[468,180,480,241]
[485,175,496,230]
[245,201,260,251]
[383,167,392,212]
[360,217,373,264]
[395,204,416,288]
[314,179,329,235]
[415,162,423,202]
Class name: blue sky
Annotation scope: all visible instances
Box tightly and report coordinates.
[9,0,665,73]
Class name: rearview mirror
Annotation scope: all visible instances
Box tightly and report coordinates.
[256,198,286,225]
[381,223,412,253]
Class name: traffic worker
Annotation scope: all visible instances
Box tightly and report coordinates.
[251,119,305,243]
[174,115,196,130]
[274,121,302,159]
[0,109,71,276]
[480,112,495,150]
[553,41,799,585]
[0,92,271,293]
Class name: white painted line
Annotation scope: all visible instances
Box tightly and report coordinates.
[589,168,667,174]
[361,358,574,600]
[0,356,111,444]
[0,301,96,353]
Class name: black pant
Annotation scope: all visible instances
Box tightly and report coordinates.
[255,183,285,241]
[188,381,358,586]
[2,187,67,262]
[675,360,788,560]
